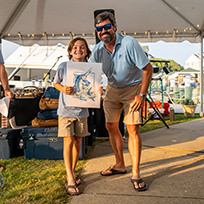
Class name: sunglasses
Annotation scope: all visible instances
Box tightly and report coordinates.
[96,23,112,32]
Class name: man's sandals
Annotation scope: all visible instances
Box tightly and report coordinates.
[100,166,127,176]
[131,178,147,191]
[64,183,80,196]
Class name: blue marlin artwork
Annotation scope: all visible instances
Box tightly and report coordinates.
[73,68,96,101]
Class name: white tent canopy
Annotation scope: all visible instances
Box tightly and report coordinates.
[0,0,204,115]
[0,0,204,45]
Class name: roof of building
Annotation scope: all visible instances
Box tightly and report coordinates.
[180,68,200,73]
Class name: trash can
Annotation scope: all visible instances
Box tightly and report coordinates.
[185,87,192,101]
[95,100,124,138]
[173,87,180,103]
[0,128,23,159]
[179,87,185,104]
[87,108,96,146]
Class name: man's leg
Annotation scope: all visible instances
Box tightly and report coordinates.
[127,124,146,189]
[101,84,126,175]
[100,122,126,175]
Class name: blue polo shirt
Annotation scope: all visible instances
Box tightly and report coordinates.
[53,61,89,118]
[89,33,149,88]
[0,47,4,63]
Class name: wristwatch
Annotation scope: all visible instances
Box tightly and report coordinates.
[139,93,146,99]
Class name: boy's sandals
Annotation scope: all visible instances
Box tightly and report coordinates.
[131,178,147,191]
[67,176,82,186]
[75,176,82,186]
[64,183,80,196]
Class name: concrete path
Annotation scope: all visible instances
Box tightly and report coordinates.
[71,118,204,204]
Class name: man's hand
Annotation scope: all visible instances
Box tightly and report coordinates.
[130,94,144,112]
[4,90,14,101]
[63,86,74,95]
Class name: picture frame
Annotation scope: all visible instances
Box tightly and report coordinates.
[65,61,102,108]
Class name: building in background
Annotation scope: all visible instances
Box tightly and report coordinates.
[185,51,204,71]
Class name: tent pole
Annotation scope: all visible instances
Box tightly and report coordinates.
[161,0,200,32]
[0,0,30,38]
[200,36,203,117]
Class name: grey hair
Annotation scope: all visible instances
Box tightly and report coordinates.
[94,11,117,27]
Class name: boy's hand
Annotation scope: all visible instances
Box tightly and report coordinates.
[98,86,103,95]
[64,86,74,95]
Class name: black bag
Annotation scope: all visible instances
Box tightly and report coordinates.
[8,86,44,127]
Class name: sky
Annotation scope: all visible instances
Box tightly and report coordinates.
[142,41,200,67]
[1,39,201,68]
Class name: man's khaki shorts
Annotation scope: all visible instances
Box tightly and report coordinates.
[103,83,142,125]
[58,116,89,137]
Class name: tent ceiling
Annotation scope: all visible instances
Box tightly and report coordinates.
[0,0,204,45]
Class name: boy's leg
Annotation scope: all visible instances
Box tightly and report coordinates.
[72,118,88,181]
[64,136,79,193]
[72,136,82,180]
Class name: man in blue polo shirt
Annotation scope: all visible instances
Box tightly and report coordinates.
[89,11,153,191]
[0,45,14,100]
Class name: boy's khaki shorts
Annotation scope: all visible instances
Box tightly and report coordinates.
[103,83,142,125]
[58,116,88,137]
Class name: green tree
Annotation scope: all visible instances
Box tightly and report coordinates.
[150,58,184,72]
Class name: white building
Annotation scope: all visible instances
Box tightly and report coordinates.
[185,52,204,71]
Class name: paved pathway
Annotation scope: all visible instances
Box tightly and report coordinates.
[71,118,204,204]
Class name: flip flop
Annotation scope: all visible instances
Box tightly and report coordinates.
[64,183,80,196]
[75,176,82,186]
[67,176,82,186]
[100,166,127,176]
[131,178,147,191]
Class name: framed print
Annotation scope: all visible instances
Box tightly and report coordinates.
[65,61,102,108]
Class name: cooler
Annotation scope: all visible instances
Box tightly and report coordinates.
[22,127,86,160]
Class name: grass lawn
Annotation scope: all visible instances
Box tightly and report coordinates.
[0,113,202,203]
[139,113,202,133]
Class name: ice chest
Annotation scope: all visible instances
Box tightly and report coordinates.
[22,127,86,160]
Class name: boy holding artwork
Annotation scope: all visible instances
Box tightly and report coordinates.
[53,37,92,196]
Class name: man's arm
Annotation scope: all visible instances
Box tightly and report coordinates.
[0,63,14,100]
[139,62,153,95]
[130,62,153,111]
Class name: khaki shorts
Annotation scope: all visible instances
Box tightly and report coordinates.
[103,84,142,125]
[58,116,89,137]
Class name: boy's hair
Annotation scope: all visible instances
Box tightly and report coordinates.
[94,11,116,27]
[67,37,91,61]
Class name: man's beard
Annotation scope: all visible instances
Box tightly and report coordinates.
[99,32,114,43]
